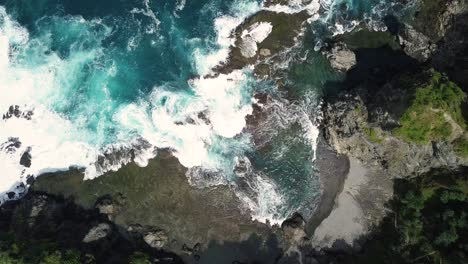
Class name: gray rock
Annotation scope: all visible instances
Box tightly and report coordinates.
[144,230,168,249]
[323,91,468,179]
[398,25,437,62]
[259,48,271,56]
[83,223,112,243]
[323,43,356,72]
[281,213,308,246]
[437,0,468,38]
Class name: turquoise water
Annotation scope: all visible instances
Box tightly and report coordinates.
[0,0,406,222]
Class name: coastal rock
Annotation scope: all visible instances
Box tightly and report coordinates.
[398,25,436,62]
[323,43,356,72]
[259,48,271,57]
[94,194,123,218]
[144,230,169,249]
[281,213,308,245]
[82,223,112,243]
[20,147,32,168]
[323,91,467,179]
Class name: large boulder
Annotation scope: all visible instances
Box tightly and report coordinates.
[398,25,436,62]
[144,230,168,249]
[82,223,112,243]
[323,43,357,72]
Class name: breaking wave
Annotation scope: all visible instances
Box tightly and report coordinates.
[0,0,407,223]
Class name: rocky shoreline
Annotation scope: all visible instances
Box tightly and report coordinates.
[1,0,468,263]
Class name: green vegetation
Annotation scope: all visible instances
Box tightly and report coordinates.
[394,71,467,144]
[343,169,468,264]
[0,233,86,264]
[454,136,468,157]
[40,250,81,264]
[364,127,384,144]
[129,252,152,264]
[0,247,82,264]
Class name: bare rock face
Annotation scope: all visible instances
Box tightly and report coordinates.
[83,223,112,243]
[144,230,168,249]
[323,43,356,72]
[323,89,467,179]
[398,25,436,62]
[281,213,308,246]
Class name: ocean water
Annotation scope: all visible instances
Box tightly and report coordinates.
[0,0,408,223]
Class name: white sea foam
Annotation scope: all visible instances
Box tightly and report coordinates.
[174,0,186,17]
[192,1,261,75]
[130,0,161,29]
[0,0,322,226]
[0,8,98,199]
[265,0,321,18]
[240,22,273,58]
[238,172,288,225]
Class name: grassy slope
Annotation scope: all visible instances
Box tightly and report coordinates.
[393,71,467,147]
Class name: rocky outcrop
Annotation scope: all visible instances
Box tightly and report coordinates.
[83,223,112,243]
[398,0,468,62]
[398,25,436,62]
[322,43,357,72]
[143,230,168,249]
[281,213,308,247]
[323,89,467,180]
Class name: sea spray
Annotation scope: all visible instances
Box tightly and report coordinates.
[0,0,411,223]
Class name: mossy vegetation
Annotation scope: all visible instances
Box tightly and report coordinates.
[393,71,467,144]
[454,136,468,158]
[364,127,385,144]
[129,252,152,264]
[0,242,84,264]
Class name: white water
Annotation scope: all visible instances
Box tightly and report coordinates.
[240,22,273,58]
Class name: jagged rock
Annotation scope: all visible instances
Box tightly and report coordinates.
[323,43,356,72]
[144,230,168,249]
[398,25,436,62]
[20,147,32,168]
[281,213,308,245]
[323,89,468,179]
[83,223,112,243]
[94,195,122,217]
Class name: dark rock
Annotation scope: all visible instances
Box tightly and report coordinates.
[281,213,308,246]
[1,137,21,153]
[398,24,436,62]
[20,147,32,168]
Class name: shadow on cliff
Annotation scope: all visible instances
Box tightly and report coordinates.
[323,43,420,100]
